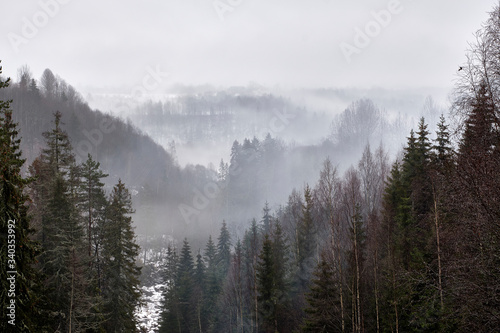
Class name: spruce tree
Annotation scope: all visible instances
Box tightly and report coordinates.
[202,235,219,331]
[256,234,275,333]
[242,219,261,333]
[29,111,93,332]
[79,154,108,261]
[432,114,453,170]
[261,201,272,235]
[78,154,108,329]
[101,180,141,332]
[193,250,206,332]
[296,185,316,293]
[270,221,291,332]
[158,246,180,333]
[176,238,195,332]
[302,253,341,333]
[0,66,43,332]
[216,220,231,280]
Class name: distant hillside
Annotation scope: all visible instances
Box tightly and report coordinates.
[0,68,220,239]
[0,68,177,191]
[1,68,449,244]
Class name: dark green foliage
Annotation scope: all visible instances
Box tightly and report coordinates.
[256,235,275,333]
[296,185,316,291]
[216,220,231,281]
[302,253,341,332]
[101,180,141,332]
[256,221,291,333]
[0,66,43,332]
[158,246,180,333]
[242,218,261,333]
[432,114,453,170]
[261,201,272,235]
[202,235,219,331]
[177,238,195,332]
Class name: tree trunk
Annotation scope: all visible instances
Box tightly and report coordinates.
[433,189,444,310]
[374,251,380,333]
[69,249,75,333]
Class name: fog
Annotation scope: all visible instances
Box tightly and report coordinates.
[3,0,492,240]
[1,0,495,90]
[4,1,500,330]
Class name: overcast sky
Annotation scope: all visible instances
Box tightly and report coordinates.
[1,0,497,94]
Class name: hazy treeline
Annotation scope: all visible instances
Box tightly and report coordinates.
[0,66,176,190]
[155,103,499,332]
[0,62,441,243]
[154,6,500,332]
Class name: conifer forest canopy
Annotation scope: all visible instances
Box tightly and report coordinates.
[1,1,500,332]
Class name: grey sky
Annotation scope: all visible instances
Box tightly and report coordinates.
[1,0,496,93]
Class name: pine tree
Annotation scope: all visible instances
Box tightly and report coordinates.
[242,219,261,333]
[176,238,195,332]
[270,221,291,332]
[28,111,94,332]
[451,79,500,331]
[460,81,497,157]
[159,246,180,333]
[296,185,316,293]
[256,234,275,333]
[79,154,108,261]
[101,180,141,332]
[216,220,231,280]
[302,252,342,333]
[255,221,292,333]
[432,114,453,170]
[348,204,366,333]
[193,250,206,332]
[78,154,108,329]
[261,201,272,235]
[202,235,219,331]
[0,66,43,332]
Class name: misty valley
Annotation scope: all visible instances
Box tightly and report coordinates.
[2,3,500,333]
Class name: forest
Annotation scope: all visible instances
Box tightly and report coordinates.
[1,3,500,333]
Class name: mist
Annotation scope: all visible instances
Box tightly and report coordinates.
[2,1,500,331]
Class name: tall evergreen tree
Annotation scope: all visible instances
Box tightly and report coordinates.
[256,234,275,333]
[0,66,43,332]
[101,180,141,332]
[261,201,272,235]
[193,250,206,332]
[302,252,342,333]
[159,246,180,333]
[296,185,316,293]
[216,220,231,280]
[79,154,108,261]
[432,115,453,170]
[202,235,219,331]
[28,111,94,332]
[175,238,195,332]
[242,219,261,333]
[270,221,291,332]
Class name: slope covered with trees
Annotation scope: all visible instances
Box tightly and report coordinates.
[2,3,500,332]
[154,5,500,332]
[1,66,142,332]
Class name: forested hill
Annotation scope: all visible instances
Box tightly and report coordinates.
[0,68,177,191]
[0,68,440,241]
